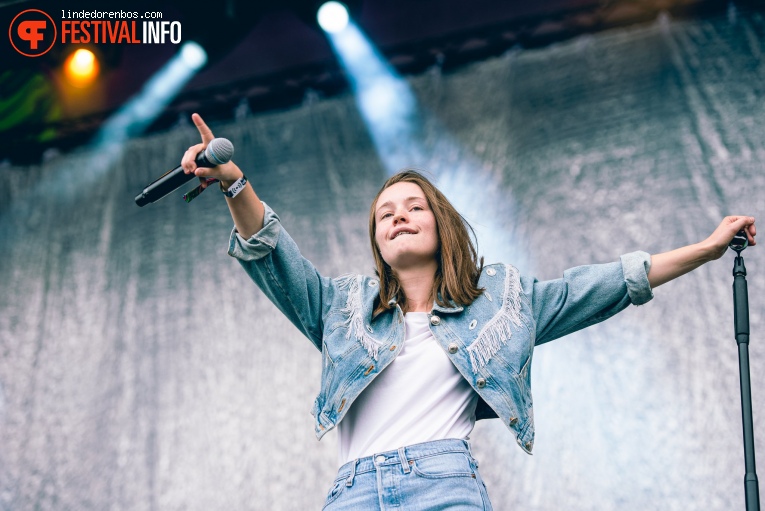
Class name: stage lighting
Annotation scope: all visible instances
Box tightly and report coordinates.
[180,42,207,70]
[64,48,99,87]
[317,2,349,33]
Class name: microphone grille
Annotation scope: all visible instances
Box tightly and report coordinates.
[205,138,234,165]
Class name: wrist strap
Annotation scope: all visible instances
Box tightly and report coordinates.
[220,175,247,198]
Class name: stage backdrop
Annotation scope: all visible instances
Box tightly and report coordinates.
[1,9,764,511]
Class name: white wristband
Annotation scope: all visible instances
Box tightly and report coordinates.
[220,175,247,198]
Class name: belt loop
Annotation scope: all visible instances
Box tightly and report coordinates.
[398,446,411,474]
[464,439,478,467]
[346,458,359,487]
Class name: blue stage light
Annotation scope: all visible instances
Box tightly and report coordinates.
[322,21,527,270]
[180,41,207,70]
[317,2,350,33]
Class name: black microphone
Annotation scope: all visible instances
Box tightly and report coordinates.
[135,138,235,207]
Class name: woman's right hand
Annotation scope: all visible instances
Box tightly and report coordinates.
[181,113,243,189]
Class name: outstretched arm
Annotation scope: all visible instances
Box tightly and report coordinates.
[181,113,265,239]
[647,216,756,288]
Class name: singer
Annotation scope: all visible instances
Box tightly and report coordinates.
[182,113,755,510]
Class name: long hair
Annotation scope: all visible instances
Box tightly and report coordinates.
[369,170,484,316]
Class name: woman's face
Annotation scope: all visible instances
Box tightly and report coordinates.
[373,181,439,271]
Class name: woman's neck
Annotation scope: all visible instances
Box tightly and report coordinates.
[396,264,437,313]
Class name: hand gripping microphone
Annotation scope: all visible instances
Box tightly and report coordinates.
[729,229,749,254]
[134,138,235,207]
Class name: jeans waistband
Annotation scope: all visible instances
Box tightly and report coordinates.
[337,438,472,487]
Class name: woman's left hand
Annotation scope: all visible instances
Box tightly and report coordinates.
[702,216,756,261]
[649,216,756,288]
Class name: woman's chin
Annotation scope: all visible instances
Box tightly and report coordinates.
[386,254,438,273]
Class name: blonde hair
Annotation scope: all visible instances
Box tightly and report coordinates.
[369,170,484,315]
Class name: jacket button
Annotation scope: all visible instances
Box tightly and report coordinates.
[448,343,458,354]
[486,268,496,276]
[476,378,486,388]
[430,315,441,326]
[509,417,518,426]
[525,441,533,451]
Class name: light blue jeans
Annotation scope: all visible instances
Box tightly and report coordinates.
[322,439,494,510]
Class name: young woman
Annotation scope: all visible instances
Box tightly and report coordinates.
[182,113,756,510]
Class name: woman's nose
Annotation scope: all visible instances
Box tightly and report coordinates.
[393,211,407,224]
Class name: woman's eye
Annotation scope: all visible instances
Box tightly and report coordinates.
[381,213,392,219]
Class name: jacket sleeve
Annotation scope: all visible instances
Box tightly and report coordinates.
[227,202,332,350]
[527,251,653,346]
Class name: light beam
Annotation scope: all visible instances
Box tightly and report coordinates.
[0,42,208,247]
[322,19,527,269]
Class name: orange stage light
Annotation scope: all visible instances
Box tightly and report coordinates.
[64,48,99,87]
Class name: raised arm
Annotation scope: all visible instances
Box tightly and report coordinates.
[647,216,756,288]
[181,113,337,349]
[181,113,264,239]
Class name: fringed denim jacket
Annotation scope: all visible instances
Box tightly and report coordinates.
[228,203,654,454]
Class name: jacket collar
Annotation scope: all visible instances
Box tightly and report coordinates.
[383,295,464,313]
[432,294,464,313]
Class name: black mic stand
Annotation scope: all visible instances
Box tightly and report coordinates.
[730,230,760,510]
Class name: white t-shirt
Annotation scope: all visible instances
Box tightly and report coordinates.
[337,312,479,465]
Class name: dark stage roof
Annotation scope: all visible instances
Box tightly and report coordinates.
[0,0,757,164]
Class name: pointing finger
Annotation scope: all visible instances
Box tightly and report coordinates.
[192,113,214,144]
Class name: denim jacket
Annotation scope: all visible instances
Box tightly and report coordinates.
[229,203,654,454]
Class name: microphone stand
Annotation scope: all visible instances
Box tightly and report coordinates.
[730,230,760,510]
